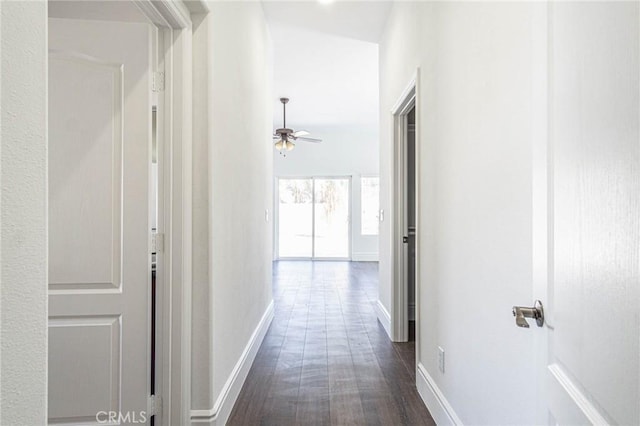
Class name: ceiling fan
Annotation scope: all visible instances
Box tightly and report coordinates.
[273,97,322,154]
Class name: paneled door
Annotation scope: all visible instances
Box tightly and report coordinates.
[536,3,640,424]
[277,177,351,259]
[48,18,153,424]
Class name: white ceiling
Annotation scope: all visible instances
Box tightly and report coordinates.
[262,1,392,44]
[264,2,389,132]
[50,0,388,133]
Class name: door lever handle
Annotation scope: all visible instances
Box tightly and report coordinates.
[512,300,544,328]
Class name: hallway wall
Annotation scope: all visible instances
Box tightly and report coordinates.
[0,1,48,425]
[378,3,539,423]
[190,2,274,424]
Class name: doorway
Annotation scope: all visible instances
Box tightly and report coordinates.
[391,72,419,343]
[276,177,351,260]
[46,2,195,425]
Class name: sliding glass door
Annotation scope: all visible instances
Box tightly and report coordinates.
[277,179,313,257]
[313,179,350,258]
[277,177,351,259]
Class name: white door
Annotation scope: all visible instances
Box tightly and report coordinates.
[536,3,640,424]
[48,18,153,424]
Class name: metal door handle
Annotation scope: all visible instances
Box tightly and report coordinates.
[403,236,409,243]
[512,300,544,328]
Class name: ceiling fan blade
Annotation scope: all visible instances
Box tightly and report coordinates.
[296,137,322,143]
[293,130,310,137]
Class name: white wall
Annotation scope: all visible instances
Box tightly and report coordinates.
[190,2,273,424]
[191,10,212,411]
[0,1,48,425]
[379,3,539,423]
[1,2,273,425]
[274,125,379,260]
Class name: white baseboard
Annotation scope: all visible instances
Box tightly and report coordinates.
[375,300,392,339]
[351,252,379,262]
[190,300,274,425]
[416,362,463,426]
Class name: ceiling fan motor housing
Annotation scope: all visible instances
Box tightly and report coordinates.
[275,128,294,136]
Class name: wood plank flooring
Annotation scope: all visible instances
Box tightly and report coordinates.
[227,261,435,426]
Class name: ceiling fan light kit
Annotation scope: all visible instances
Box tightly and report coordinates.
[273,97,322,156]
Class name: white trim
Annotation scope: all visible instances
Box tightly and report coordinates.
[391,71,418,115]
[390,69,419,342]
[136,2,196,424]
[547,364,611,425]
[416,363,463,426]
[190,301,275,426]
[312,178,316,257]
[413,69,423,372]
[531,3,550,423]
[273,177,279,260]
[179,22,194,426]
[375,300,392,339]
[352,252,379,262]
[135,0,191,29]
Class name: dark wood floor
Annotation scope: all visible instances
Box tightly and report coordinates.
[227,261,435,426]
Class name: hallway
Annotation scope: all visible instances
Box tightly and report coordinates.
[228,261,434,425]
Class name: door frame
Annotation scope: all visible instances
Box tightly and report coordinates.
[137,2,199,424]
[390,69,420,343]
[274,175,353,261]
[531,3,550,423]
[145,4,193,425]
[45,1,200,424]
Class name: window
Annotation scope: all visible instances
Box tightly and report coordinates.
[361,177,379,235]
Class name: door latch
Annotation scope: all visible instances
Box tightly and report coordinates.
[512,300,544,328]
[403,236,409,243]
[152,233,164,253]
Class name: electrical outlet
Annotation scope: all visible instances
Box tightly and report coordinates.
[438,347,445,373]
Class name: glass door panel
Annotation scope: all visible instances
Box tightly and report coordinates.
[278,179,313,257]
[314,178,350,258]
